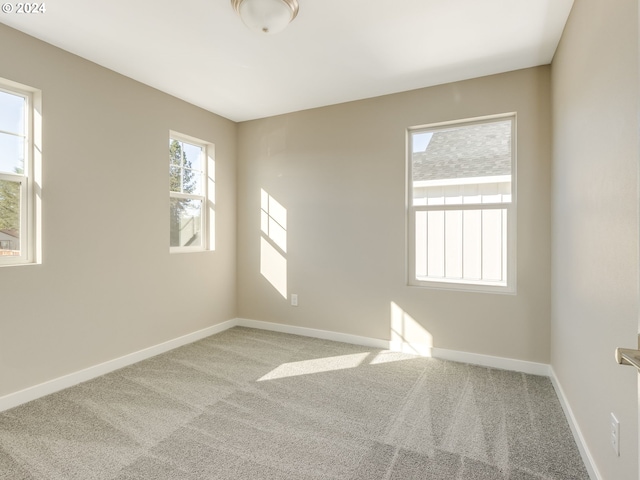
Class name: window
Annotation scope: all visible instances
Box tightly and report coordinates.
[169,132,214,252]
[407,115,516,293]
[0,79,40,265]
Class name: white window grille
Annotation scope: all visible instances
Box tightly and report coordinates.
[169,132,214,252]
[407,115,516,293]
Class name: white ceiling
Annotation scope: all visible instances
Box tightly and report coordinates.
[0,0,574,122]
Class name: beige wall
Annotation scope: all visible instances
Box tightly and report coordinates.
[0,24,237,398]
[551,0,639,478]
[238,67,552,363]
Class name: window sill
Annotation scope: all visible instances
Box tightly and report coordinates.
[170,247,213,254]
[0,260,41,268]
[409,277,516,295]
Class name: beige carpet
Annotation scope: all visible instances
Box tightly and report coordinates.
[0,327,589,479]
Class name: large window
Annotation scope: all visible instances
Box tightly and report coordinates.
[407,115,516,293]
[169,132,214,252]
[0,79,40,265]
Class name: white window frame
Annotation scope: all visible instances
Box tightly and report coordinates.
[169,131,214,253]
[407,114,517,294]
[0,78,41,266]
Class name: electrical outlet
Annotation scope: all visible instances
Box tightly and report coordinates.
[611,413,620,456]
[291,294,298,307]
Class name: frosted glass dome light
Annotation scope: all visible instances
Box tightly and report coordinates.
[231,0,299,34]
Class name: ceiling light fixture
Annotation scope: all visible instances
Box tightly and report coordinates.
[231,0,299,34]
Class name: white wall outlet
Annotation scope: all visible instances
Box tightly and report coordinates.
[291,294,298,307]
[610,413,620,456]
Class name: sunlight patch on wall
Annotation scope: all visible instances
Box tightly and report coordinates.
[258,353,371,381]
[260,189,288,298]
[390,301,433,356]
[260,237,287,298]
[261,189,287,252]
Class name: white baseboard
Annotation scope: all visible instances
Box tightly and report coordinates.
[0,319,238,413]
[0,316,552,415]
[549,367,601,480]
[236,318,549,375]
[235,318,390,349]
[432,347,551,376]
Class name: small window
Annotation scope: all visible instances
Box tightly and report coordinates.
[407,115,516,293]
[0,79,40,266]
[169,133,214,252]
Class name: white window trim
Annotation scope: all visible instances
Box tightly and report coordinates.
[169,131,214,254]
[406,114,517,294]
[413,174,511,189]
[0,79,41,266]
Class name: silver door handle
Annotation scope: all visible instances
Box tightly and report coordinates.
[616,347,640,370]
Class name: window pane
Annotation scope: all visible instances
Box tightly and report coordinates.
[0,179,20,256]
[169,134,212,252]
[182,142,203,171]
[412,132,433,153]
[0,90,25,135]
[169,166,181,192]
[169,140,184,166]
[500,181,512,202]
[182,167,203,195]
[409,117,513,289]
[415,207,507,284]
[462,209,482,280]
[444,210,463,278]
[0,132,25,174]
[427,186,444,206]
[482,209,505,282]
[462,184,482,204]
[481,182,506,203]
[415,211,427,277]
[412,120,512,206]
[444,185,463,205]
[170,198,202,248]
[427,211,445,278]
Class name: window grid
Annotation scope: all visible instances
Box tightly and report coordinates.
[414,204,508,283]
[407,115,516,293]
[169,133,211,253]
